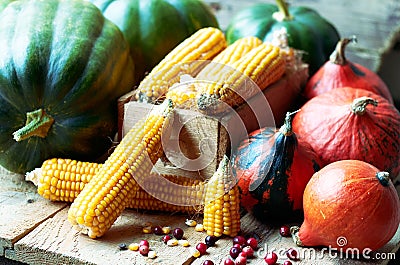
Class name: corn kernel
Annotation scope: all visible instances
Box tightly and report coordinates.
[179,239,190,247]
[167,239,179,247]
[185,219,197,227]
[128,243,140,251]
[195,223,204,232]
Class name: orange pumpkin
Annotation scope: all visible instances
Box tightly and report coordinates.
[292,86,400,178]
[304,37,393,103]
[292,160,400,251]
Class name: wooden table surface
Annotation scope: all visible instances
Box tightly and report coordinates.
[1,166,399,265]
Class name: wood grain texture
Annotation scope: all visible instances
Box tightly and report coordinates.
[0,167,66,257]
[10,207,400,265]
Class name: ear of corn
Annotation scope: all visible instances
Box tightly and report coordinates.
[68,99,174,238]
[166,36,262,109]
[203,155,241,237]
[135,27,227,104]
[196,43,286,114]
[196,36,263,81]
[27,158,204,213]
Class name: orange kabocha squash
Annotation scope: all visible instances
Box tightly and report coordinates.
[292,160,400,251]
[304,37,393,103]
[292,87,400,178]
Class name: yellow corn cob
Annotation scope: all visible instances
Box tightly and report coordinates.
[203,155,241,237]
[165,36,262,109]
[135,27,227,104]
[27,158,204,213]
[196,43,286,114]
[196,36,263,81]
[68,99,174,238]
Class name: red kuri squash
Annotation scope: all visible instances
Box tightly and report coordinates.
[304,37,393,103]
[292,87,400,179]
[292,160,400,251]
[232,112,321,221]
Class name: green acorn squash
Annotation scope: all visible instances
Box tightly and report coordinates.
[88,0,219,81]
[225,0,340,75]
[0,0,135,174]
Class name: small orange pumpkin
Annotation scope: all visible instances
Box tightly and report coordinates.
[292,160,400,251]
[304,37,393,103]
[292,86,400,178]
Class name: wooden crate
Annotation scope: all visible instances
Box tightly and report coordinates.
[117,65,308,179]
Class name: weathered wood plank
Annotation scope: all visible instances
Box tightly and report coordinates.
[11,206,399,265]
[12,207,205,265]
[0,167,67,257]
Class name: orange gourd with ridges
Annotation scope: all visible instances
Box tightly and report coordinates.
[304,37,393,103]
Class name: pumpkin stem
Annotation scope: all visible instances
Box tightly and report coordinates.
[290,226,304,246]
[376,172,390,187]
[274,0,293,21]
[351,96,378,115]
[329,36,357,65]
[279,109,300,136]
[13,109,55,142]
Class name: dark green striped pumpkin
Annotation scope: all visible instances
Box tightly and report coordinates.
[0,0,135,174]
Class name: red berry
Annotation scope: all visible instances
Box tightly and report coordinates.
[205,235,218,247]
[279,225,291,237]
[162,235,171,244]
[232,235,246,246]
[139,239,149,247]
[234,255,247,265]
[152,225,163,235]
[139,245,149,256]
[242,246,254,258]
[202,260,214,265]
[173,227,184,239]
[286,248,299,260]
[196,242,208,255]
[264,252,278,265]
[229,246,241,259]
[233,243,242,250]
[223,257,235,265]
[283,261,293,265]
[246,237,258,249]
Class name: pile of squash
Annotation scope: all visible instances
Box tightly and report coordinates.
[229,0,400,253]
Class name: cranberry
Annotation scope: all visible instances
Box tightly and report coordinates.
[152,225,163,235]
[139,245,149,256]
[246,237,258,249]
[162,235,171,244]
[279,225,291,237]
[232,235,246,246]
[234,255,247,265]
[229,246,241,259]
[196,242,208,255]
[202,260,214,265]
[242,246,254,258]
[264,252,278,265]
[283,261,293,265]
[223,257,235,265]
[173,227,184,239]
[205,235,218,247]
[139,239,149,247]
[233,243,242,250]
[286,248,299,260]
